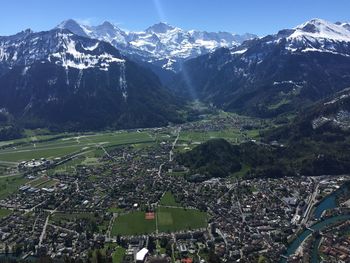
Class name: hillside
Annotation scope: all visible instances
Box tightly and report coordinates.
[0,29,183,131]
[172,19,350,118]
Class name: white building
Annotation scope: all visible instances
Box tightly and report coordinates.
[136,248,148,262]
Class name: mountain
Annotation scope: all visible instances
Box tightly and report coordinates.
[178,90,350,180]
[266,88,350,141]
[0,28,182,131]
[262,88,350,176]
[172,18,350,117]
[57,19,257,73]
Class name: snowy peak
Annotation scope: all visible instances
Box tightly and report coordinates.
[289,18,350,42]
[57,19,89,37]
[0,28,125,72]
[55,19,257,71]
[145,22,176,34]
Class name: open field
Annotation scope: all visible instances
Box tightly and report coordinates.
[111,206,208,236]
[157,207,207,233]
[159,191,181,207]
[28,176,51,187]
[112,192,207,236]
[111,211,156,236]
[0,131,154,163]
[0,175,28,200]
[179,129,243,144]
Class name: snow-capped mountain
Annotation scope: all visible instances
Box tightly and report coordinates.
[0,28,125,72]
[57,19,256,72]
[233,18,350,57]
[173,18,350,117]
[0,28,182,130]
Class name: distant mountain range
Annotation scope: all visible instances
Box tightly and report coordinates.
[2,18,350,132]
[57,19,256,72]
[0,28,182,130]
[173,19,350,117]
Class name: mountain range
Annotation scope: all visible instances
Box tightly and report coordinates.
[173,19,350,117]
[57,19,256,72]
[0,28,182,130]
[1,18,350,132]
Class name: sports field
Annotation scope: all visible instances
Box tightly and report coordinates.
[111,211,156,236]
[111,192,207,236]
[157,207,207,233]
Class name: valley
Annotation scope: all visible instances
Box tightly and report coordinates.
[0,8,350,263]
[0,111,348,262]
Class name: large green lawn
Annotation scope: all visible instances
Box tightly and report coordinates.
[111,206,208,236]
[157,207,207,233]
[111,211,156,236]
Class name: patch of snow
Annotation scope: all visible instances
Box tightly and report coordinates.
[231,48,247,55]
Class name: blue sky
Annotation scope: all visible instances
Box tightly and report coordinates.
[1,0,349,36]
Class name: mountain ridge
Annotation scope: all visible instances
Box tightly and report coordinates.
[56,19,257,72]
[172,18,350,118]
[0,28,183,131]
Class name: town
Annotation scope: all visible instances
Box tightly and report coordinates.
[0,114,348,263]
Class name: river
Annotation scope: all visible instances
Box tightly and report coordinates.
[281,182,350,263]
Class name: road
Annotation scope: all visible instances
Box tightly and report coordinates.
[38,215,50,247]
[169,127,181,162]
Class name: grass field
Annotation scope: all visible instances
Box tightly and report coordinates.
[112,246,126,263]
[0,175,28,200]
[159,191,181,207]
[179,129,243,144]
[157,207,207,233]
[111,211,156,236]
[0,208,12,219]
[112,198,208,236]
[0,131,154,163]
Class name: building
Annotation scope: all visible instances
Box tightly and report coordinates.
[136,248,149,263]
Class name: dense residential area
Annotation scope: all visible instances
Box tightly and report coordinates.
[0,113,349,262]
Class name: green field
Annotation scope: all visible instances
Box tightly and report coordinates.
[112,192,208,236]
[0,208,12,219]
[179,129,243,144]
[157,207,207,233]
[111,211,156,236]
[111,206,208,236]
[112,247,126,263]
[159,191,181,207]
[0,175,28,200]
[0,131,154,163]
